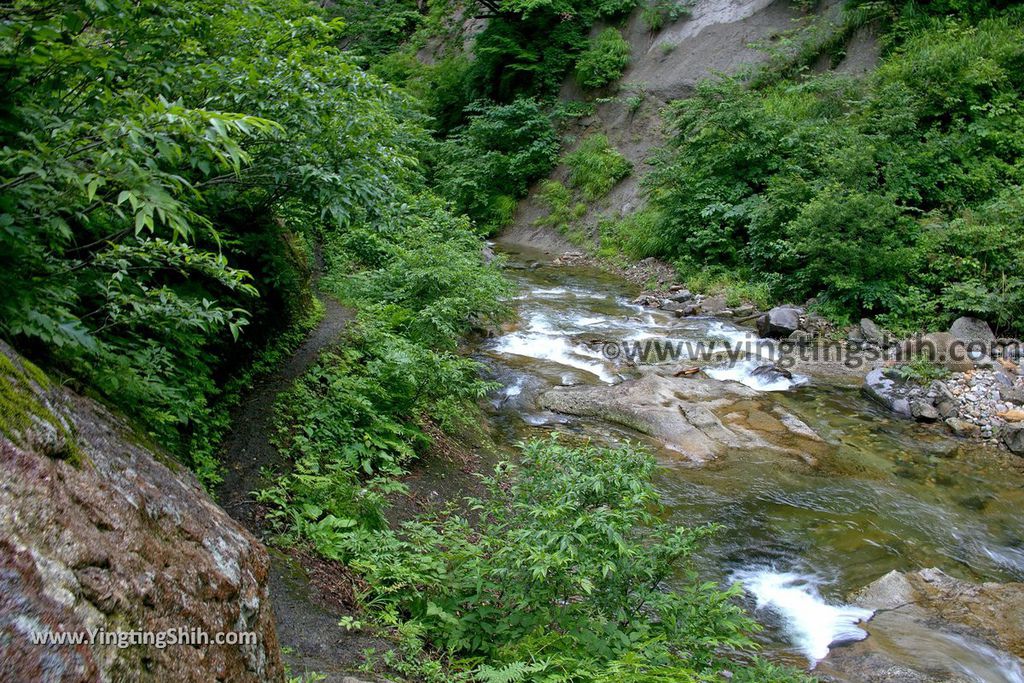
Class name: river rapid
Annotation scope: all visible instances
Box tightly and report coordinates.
[474,242,1024,682]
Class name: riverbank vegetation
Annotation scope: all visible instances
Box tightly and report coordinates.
[0,0,511,482]
[16,0,1013,680]
[617,1,1024,335]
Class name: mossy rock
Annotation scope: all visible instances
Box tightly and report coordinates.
[0,345,82,465]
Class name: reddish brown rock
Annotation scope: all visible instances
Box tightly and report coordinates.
[0,342,283,682]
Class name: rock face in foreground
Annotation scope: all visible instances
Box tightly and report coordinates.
[819,568,1024,682]
[0,342,283,682]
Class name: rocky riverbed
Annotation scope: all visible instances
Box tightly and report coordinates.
[624,280,1024,456]
[484,241,1024,681]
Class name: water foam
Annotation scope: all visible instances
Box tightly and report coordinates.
[706,320,764,349]
[705,358,807,391]
[493,332,617,383]
[733,568,873,666]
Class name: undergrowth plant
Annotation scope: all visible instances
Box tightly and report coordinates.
[575,28,632,89]
[329,438,811,682]
[641,0,695,32]
[565,134,633,201]
[891,358,951,384]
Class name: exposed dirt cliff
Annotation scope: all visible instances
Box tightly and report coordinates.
[502,0,879,251]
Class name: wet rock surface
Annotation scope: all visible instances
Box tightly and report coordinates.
[863,368,914,417]
[757,305,805,339]
[819,569,1024,682]
[0,342,283,682]
[540,371,826,463]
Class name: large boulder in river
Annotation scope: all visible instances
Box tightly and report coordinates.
[897,332,975,372]
[539,371,825,463]
[756,305,804,339]
[950,316,996,345]
[0,342,283,682]
[817,569,1024,683]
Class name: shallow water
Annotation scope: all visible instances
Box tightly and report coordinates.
[477,244,1024,680]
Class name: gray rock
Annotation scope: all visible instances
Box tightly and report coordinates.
[936,400,958,419]
[481,243,496,264]
[672,304,701,317]
[929,380,955,402]
[788,329,812,344]
[863,368,912,417]
[860,318,884,345]
[897,332,974,373]
[910,399,939,423]
[1004,424,1024,454]
[950,316,996,344]
[853,570,916,610]
[539,372,824,463]
[751,364,793,383]
[756,306,803,338]
[661,299,686,312]
[803,313,831,335]
[945,417,981,438]
[836,568,1024,683]
[667,289,692,303]
[1000,386,1024,406]
[973,355,997,369]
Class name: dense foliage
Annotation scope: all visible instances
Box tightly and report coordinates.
[640,0,694,32]
[264,437,808,682]
[469,1,635,101]
[575,28,632,89]
[628,10,1024,333]
[430,98,559,233]
[0,0,506,478]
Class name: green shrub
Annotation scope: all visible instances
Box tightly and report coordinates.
[535,180,588,233]
[336,438,808,681]
[575,28,632,89]
[892,358,951,384]
[371,52,475,134]
[329,195,511,350]
[641,0,694,32]
[257,324,495,553]
[640,11,1024,333]
[432,98,559,234]
[565,134,633,200]
[468,1,639,100]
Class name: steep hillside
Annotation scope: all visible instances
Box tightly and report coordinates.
[504,0,868,250]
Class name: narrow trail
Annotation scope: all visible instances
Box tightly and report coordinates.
[218,295,386,682]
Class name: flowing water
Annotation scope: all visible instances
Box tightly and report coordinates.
[476,243,1024,681]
